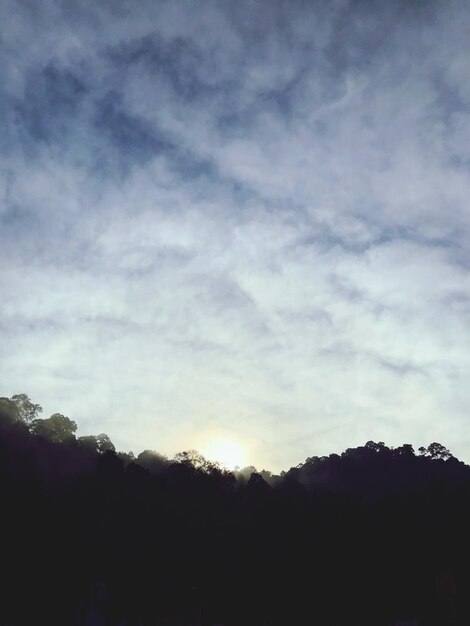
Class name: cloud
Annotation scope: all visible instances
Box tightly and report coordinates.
[1,0,469,470]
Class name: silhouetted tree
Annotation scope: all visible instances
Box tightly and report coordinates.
[96,433,115,453]
[175,449,221,474]
[394,443,415,457]
[0,393,42,424]
[419,442,453,460]
[117,450,136,466]
[31,412,77,443]
[0,396,20,423]
[136,449,168,475]
[78,434,100,450]
[78,432,115,454]
[2,392,470,626]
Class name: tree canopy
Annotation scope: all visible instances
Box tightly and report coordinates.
[0,392,468,626]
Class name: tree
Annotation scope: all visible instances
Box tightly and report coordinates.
[11,393,42,424]
[136,449,169,475]
[31,413,77,443]
[78,435,99,451]
[418,442,453,460]
[235,465,258,483]
[0,393,42,424]
[394,444,415,458]
[117,450,136,466]
[96,433,115,453]
[365,441,388,454]
[0,397,20,423]
[174,450,220,473]
[247,472,269,492]
[78,433,115,453]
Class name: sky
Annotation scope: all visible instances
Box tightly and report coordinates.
[1,0,469,472]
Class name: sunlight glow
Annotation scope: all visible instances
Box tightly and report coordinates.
[199,436,247,470]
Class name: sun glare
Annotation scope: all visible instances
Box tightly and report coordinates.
[199,436,247,470]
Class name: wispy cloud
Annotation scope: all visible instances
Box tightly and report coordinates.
[1,0,469,470]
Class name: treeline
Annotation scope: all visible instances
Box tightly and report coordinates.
[1,393,470,626]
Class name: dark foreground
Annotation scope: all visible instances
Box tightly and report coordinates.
[1,395,469,625]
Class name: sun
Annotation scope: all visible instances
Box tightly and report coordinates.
[199,436,247,470]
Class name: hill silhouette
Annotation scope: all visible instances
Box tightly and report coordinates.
[0,393,469,625]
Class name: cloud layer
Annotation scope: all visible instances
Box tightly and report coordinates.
[1,0,469,470]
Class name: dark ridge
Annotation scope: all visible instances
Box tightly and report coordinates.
[1,393,468,626]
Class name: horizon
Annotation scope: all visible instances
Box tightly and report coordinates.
[0,391,462,475]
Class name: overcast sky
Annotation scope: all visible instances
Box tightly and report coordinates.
[1,0,469,471]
